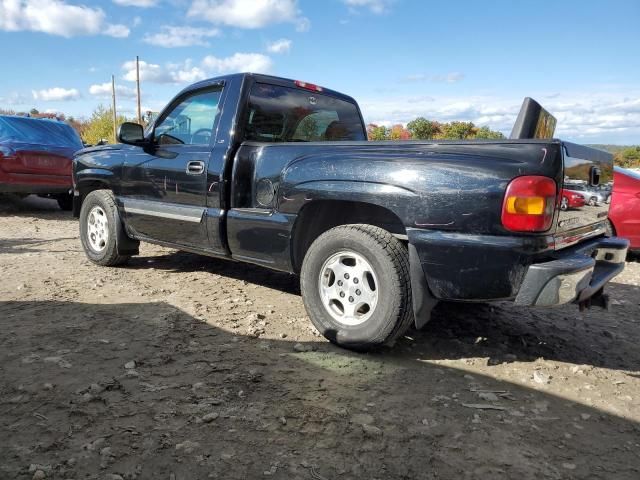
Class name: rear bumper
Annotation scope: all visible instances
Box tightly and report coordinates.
[406,228,628,309]
[514,236,628,307]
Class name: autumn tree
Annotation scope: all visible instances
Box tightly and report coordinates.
[439,121,476,139]
[614,146,640,168]
[81,105,129,145]
[407,117,440,139]
[390,124,411,140]
[474,126,505,139]
[367,124,390,141]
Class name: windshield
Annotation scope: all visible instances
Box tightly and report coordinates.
[244,83,365,142]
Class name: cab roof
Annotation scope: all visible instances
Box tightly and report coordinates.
[178,72,359,105]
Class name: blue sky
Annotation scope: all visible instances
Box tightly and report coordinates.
[1,0,639,143]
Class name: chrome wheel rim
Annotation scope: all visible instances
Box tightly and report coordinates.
[560,197,568,210]
[318,250,379,326]
[87,206,108,252]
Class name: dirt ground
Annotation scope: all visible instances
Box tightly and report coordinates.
[1,194,639,480]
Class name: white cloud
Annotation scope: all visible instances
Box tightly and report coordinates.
[0,0,129,38]
[89,82,137,99]
[122,60,174,83]
[32,87,80,101]
[343,0,394,14]
[266,38,291,54]
[112,0,157,6]
[143,25,221,48]
[202,52,273,73]
[122,53,272,85]
[104,24,130,38]
[187,0,309,30]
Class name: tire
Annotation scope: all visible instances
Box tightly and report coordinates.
[57,193,73,211]
[300,224,413,351]
[560,197,569,211]
[79,190,130,266]
[588,196,597,206]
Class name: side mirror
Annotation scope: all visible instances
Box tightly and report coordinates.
[117,122,145,145]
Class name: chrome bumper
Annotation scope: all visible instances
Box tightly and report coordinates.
[515,236,629,307]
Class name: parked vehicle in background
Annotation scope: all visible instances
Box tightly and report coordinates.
[563,183,608,206]
[609,167,640,251]
[0,115,83,210]
[559,188,586,210]
[72,74,628,350]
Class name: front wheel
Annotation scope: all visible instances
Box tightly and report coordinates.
[300,224,413,351]
[588,196,598,206]
[79,190,130,266]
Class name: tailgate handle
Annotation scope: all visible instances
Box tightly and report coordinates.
[186,161,205,175]
[590,166,601,186]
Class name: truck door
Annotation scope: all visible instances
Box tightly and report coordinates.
[121,85,225,252]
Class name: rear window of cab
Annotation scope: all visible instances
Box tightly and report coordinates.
[244,83,365,143]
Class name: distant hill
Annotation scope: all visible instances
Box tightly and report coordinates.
[585,144,640,168]
[586,144,636,153]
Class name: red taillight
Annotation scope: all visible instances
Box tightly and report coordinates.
[501,176,557,232]
[294,80,323,92]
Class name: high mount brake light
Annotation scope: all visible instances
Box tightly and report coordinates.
[501,176,557,232]
[294,80,323,92]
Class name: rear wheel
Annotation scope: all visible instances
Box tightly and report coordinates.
[588,196,598,206]
[79,190,130,266]
[300,224,413,351]
[560,197,569,211]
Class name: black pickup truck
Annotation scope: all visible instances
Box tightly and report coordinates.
[73,73,628,350]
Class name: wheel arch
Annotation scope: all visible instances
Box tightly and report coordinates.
[73,169,115,217]
[289,199,407,274]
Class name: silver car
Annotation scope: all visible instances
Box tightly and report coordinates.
[563,184,608,206]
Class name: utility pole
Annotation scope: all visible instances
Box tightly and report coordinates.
[111,74,117,143]
[136,55,142,124]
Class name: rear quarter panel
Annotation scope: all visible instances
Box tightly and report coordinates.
[242,140,563,234]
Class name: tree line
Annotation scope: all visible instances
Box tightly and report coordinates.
[367,118,505,141]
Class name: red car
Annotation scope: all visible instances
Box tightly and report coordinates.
[0,115,83,210]
[559,188,586,210]
[609,167,640,251]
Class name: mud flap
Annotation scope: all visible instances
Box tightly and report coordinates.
[408,243,438,329]
[114,208,140,256]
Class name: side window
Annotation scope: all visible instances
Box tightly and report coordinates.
[154,88,222,145]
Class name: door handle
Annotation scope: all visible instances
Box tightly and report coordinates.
[186,161,205,175]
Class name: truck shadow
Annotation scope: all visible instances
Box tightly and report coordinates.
[0,194,73,220]
[1,299,638,479]
[128,251,640,373]
[403,283,640,372]
[0,237,79,255]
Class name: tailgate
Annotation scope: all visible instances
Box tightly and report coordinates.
[555,142,612,249]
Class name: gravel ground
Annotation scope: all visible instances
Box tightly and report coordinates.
[1,194,639,480]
